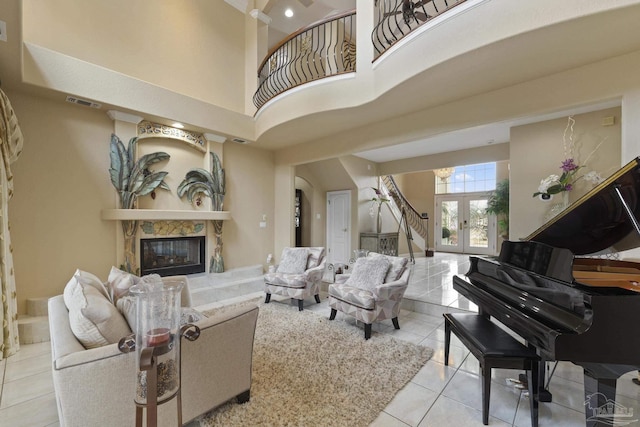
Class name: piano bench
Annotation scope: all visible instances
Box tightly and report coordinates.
[443,313,540,427]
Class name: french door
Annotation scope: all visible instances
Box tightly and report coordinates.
[435,194,497,255]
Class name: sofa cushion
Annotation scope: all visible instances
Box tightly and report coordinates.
[63,269,110,308]
[67,282,131,349]
[368,252,409,283]
[264,272,307,288]
[329,283,376,310]
[277,247,310,274]
[345,256,390,292]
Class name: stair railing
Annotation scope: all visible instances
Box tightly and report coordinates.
[381,175,429,245]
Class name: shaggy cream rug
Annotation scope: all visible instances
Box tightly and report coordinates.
[194,301,433,427]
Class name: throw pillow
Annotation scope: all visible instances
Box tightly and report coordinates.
[117,295,204,332]
[63,269,110,309]
[276,247,310,274]
[106,266,139,303]
[68,283,131,349]
[345,256,391,292]
[368,253,408,283]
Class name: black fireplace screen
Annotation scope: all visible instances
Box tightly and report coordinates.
[140,236,205,276]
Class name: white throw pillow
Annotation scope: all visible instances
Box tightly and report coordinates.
[106,266,138,303]
[276,248,310,274]
[68,283,131,349]
[63,269,110,308]
[368,253,408,283]
[345,256,391,292]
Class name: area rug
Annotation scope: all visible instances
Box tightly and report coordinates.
[194,301,433,427]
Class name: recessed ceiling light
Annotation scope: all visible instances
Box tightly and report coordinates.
[285,8,294,18]
[172,122,184,129]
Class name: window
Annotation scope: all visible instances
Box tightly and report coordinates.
[435,162,496,194]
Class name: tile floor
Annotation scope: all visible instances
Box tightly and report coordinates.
[2,253,639,426]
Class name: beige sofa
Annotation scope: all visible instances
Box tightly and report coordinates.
[48,294,258,427]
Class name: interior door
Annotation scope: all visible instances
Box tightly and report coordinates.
[326,190,351,264]
[435,194,495,255]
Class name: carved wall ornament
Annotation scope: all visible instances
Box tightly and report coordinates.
[137,121,207,152]
[140,220,205,236]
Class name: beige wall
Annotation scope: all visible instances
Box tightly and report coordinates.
[223,142,276,271]
[510,107,621,241]
[22,0,247,113]
[8,91,117,313]
[394,171,435,250]
[6,90,277,314]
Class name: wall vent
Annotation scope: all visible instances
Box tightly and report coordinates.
[232,138,249,144]
[66,96,102,109]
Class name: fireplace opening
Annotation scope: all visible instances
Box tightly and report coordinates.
[140,236,205,276]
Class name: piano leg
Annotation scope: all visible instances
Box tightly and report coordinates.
[583,374,618,427]
[527,360,539,427]
[537,358,552,403]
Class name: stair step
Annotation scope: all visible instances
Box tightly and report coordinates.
[18,315,50,344]
[26,297,50,317]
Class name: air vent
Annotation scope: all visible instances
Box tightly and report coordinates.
[66,96,102,109]
[232,138,249,144]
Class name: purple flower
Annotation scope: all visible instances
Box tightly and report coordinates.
[564,184,573,191]
[560,158,579,172]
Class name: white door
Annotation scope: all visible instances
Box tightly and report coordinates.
[326,190,351,263]
[435,194,496,255]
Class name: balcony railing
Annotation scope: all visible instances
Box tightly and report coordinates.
[253,10,356,110]
[373,0,467,59]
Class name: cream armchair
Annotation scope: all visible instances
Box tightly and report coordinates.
[264,247,326,311]
[328,253,410,339]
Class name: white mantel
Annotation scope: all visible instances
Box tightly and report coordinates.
[101,209,231,221]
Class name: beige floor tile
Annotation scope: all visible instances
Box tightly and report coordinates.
[370,411,411,427]
[418,395,512,427]
[0,392,58,427]
[4,353,51,382]
[383,382,438,426]
[0,370,53,409]
[410,360,457,393]
[6,342,51,363]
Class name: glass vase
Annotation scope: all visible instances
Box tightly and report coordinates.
[376,204,382,233]
[129,279,184,405]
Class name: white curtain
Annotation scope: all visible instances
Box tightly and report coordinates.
[0,88,23,360]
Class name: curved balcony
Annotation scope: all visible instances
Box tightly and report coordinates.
[373,0,468,59]
[253,10,356,110]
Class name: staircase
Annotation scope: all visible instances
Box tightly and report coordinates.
[381,175,431,255]
[18,297,50,344]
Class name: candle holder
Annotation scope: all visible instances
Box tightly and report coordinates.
[118,279,200,427]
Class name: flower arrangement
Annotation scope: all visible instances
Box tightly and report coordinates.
[532,116,604,200]
[370,187,390,205]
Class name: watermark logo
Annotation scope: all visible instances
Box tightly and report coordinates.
[585,393,637,426]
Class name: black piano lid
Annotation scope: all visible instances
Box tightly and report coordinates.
[525,157,640,255]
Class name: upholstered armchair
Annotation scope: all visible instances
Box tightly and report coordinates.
[328,252,410,339]
[264,247,326,311]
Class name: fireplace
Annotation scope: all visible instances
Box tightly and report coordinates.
[140,236,206,276]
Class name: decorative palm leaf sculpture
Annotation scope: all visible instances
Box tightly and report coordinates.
[109,134,170,273]
[178,152,226,273]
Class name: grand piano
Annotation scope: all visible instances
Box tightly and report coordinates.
[453,157,640,427]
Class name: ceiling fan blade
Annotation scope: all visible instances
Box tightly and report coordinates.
[384,11,403,18]
[414,11,430,22]
[413,0,430,7]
